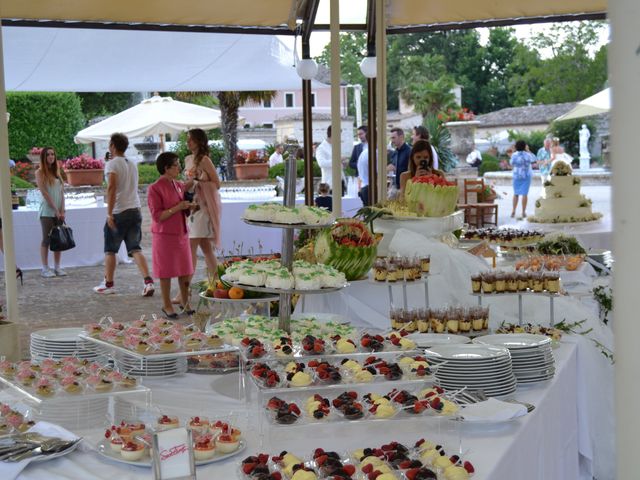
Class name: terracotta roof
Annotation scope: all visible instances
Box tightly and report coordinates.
[476,102,577,127]
[314,64,348,86]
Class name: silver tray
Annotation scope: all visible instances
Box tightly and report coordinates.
[243,219,332,230]
[221,275,348,295]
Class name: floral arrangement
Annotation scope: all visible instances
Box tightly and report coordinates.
[235,150,267,165]
[437,107,475,123]
[14,162,32,181]
[29,147,43,155]
[550,160,572,176]
[63,154,105,170]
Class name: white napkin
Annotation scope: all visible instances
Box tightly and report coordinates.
[459,398,528,422]
[0,421,84,480]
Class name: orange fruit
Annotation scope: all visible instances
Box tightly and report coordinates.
[216,280,225,289]
[228,287,245,300]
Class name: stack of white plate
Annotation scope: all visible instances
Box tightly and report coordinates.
[30,328,108,363]
[473,333,555,384]
[406,333,471,349]
[31,397,110,431]
[113,353,187,378]
[424,344,517,397]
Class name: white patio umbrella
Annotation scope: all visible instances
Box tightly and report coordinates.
[555,87,610,121]
[74,95,221,144]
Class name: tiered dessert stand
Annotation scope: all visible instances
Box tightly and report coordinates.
[223,158,348,334]
[472,290,560,326]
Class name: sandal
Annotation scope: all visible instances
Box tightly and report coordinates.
[180,305,196,316]
[161,308,178,319]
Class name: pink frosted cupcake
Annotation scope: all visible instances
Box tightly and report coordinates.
[187,416,209,434]
[131,319,148,329]
[0,402,12,416]
[86,374,113,392]
[35,378,56,397]
[16,370,37,386]
[0,360,16,378]
[124,327,144,336]
[60,376,83,394]
[110,322,126,331]
[84,323,103,336]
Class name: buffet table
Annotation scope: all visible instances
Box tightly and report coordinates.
[11,341,584,480]
[0,204,129,271]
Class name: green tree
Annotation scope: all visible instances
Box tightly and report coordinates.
[521,21,608,104]
[77,93,136,120]
[315,32,368,120]
[387,30,485,112]
[479,28,521,111]
[397,55,457,116]
[7,92,84,160]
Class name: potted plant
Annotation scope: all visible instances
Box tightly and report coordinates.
[234,150,269,180]
[63,154,105,186]
[479,184,498,203]
[26,146,43,164]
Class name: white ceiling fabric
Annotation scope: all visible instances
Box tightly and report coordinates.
[2,27,310,92]
[74,95,221,143]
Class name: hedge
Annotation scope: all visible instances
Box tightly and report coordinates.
[478,154,501,176]
[137,164,161,185]
[7,92,85,161]
[269,159,321,179]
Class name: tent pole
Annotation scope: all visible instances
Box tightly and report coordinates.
[367,77,377,206]
[302,79,314,205]
[611,1,639,477]
[365,0,377,206]
[0,22,21,339]
[375,0,387,203]
[329,0,341,214]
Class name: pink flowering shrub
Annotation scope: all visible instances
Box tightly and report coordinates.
[63,154,105,170]
[29,147,43,155]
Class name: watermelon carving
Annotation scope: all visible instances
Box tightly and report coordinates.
[314,219,380,281]
[405,174,458,217]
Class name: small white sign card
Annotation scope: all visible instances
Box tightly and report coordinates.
[152,427,196,480]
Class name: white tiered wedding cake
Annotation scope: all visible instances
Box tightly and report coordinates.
[529,161,602,223]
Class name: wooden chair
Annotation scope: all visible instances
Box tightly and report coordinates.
[458,179,499,228]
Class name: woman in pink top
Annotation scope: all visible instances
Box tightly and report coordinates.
[147,152,195,318]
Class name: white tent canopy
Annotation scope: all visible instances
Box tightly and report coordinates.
[555,87,610,121]
[75,95,221,143]
[2,27,308,92]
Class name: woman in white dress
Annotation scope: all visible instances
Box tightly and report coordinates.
[172,129,222,307]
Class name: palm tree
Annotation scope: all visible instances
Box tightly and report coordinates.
[175,91,277,179]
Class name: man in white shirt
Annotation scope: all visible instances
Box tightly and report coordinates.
[357,141,370,206]
[268,144,284,168]
[93,132,154,296]
[315,125,335,189]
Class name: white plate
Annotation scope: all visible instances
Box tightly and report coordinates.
[96,438,246,467]
[31,328,84,341]
[436,370,515,381]
[472,333,551,349]
[437,378,517,389]
[407,333,471,348]
[424,344,510,360]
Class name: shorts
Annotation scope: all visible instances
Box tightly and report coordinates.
[104,208,142,256]
[40,216,57,247]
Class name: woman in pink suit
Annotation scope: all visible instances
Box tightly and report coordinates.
[147,152,195,318]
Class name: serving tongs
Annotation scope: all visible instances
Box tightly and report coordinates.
[0,433,82,462]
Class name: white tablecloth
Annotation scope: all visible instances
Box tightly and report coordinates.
[12,342,587,480]
[1,205,129,271]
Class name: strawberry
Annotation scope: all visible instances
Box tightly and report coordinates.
[271,473,282,480]
[361,463,374,474]
[347,391,357,399]
[343,465,356,475]
[450,455,460,464]
[242,463,256,474]
[288,404,301,416]
[257,453,269,464]
[463,461,475,473]
[405,468,419,480]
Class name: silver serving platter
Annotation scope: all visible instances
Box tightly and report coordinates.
[243,219,332,229]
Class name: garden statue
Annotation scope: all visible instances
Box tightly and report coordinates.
[579,124,591,170]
